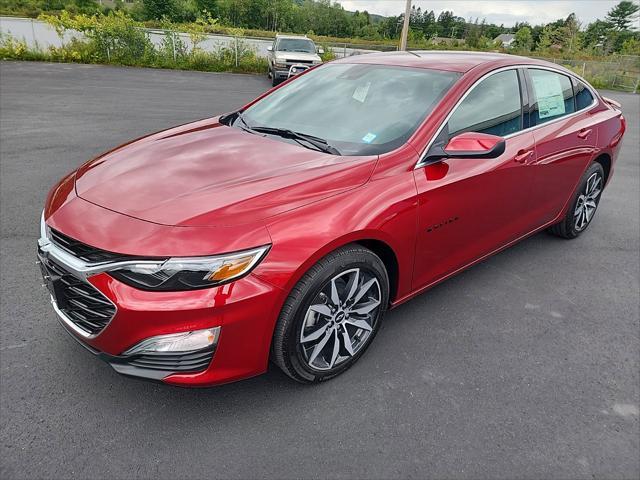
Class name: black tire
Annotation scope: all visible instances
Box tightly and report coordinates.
[547,162,605,239]
[271,68,279,87]
[271,244,389,384]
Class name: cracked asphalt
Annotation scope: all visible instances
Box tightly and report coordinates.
[1,61,638,479]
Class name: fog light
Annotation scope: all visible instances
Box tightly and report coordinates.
[124,327,220,355]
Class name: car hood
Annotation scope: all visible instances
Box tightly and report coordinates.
[75,118,377,227]
[275,51,321,63]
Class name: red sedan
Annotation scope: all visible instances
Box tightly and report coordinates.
[38,52,626,386]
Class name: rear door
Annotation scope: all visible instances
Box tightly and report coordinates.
[525,68,599,225]
[412,68,538,291]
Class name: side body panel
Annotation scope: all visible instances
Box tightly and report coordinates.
[594,103,626,187]
[410,65,538,291]
[412,131,537,291]
[529,113,599,224]
[524,68,601,225]
[255,145,420,302]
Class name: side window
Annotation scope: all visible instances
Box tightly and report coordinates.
[574,80,595,110]
[529,69,576,126]
[447,69,523,138]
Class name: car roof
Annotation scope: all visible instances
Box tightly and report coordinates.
[333,50,561,73]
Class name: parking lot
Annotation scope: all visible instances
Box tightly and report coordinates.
[1,61,638,479]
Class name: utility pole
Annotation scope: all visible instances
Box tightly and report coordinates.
[399,0,412,51]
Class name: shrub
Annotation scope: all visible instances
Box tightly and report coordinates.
[0,34,31,59]
[41,11,155,63]
[319,44,336,62]
[1,12,269,76]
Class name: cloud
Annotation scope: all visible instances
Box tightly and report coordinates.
[338,0,625,27]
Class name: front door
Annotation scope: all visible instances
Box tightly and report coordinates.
[412,68,537,291]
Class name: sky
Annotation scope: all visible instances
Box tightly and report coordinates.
[338,0,632,27]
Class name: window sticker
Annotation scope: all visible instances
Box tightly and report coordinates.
[532,73,566,119]
[352,82,371,103]
[362,132,377,143]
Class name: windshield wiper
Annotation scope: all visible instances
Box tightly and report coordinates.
[233,111,258,134]
[250,126,341,155]
[232,113,340,155]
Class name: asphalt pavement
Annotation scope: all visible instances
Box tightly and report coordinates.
[1,61,638,479]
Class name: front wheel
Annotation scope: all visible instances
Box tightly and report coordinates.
[548,162,605,239]
[271,245,389,383]
[270,68,279,87]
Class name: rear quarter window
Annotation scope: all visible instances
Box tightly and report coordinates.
[574,80,595,110]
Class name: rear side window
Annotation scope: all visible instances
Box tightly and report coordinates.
[574,80,595,110]
[529,69,576,126]
[447,69,522,138]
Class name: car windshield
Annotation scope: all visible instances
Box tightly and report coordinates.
[241,63,459,155]
[277,38,316,53]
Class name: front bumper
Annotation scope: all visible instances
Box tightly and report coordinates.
[273,67,292,79]
[273,64,315,79]
[56,319,217,381]
[38,240,283,387]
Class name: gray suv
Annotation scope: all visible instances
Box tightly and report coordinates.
[267,35,323,86]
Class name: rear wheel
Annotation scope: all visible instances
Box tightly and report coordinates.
[547,162,605,239]
[271,245,389,383]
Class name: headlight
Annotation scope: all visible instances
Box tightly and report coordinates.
[109,246,270,291]
[38,210,50,247]
[274,61,287,68]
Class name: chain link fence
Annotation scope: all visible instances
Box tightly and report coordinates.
[532,56,640,93]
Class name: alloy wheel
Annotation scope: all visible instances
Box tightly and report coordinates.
[574,172,603,232]
[299,268,381,371]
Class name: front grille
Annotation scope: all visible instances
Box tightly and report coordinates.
[286,59,313,65]
[124,348,214,373]
[50,229,129,263]
[42,256,116,335]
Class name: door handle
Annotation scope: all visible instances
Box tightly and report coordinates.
[514,149,534,164]
[577,128,593,139]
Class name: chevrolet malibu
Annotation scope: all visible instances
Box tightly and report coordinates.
[38,52,626,386]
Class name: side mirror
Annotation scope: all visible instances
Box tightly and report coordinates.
[443,132,505,159]
[267,46,273,52]
[318,47,325,54]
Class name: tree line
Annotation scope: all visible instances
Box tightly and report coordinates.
[1,0,638,55]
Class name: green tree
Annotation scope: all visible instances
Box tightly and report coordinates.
[142,0,179,20]
[562,13,582,52]
[73,0,99,10]
[436,10,455,37]
[621,36,640,54]
[513,26,533,51]
[583,19,613,48]
[195,0,218,16]
[605,0,640,30]
[465,19,481,48]
[61,0,101,15]
[536,25,556,51]
[41,0,66,10]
